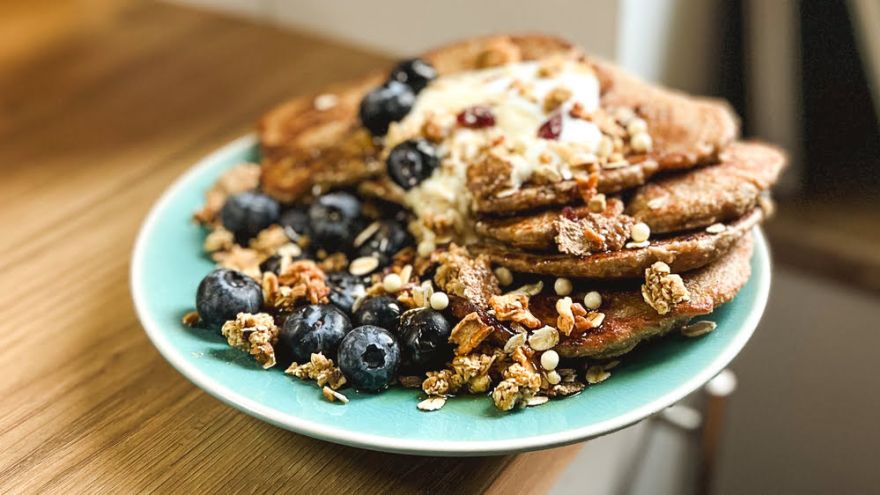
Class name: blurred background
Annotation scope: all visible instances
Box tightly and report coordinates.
[4,1,878,494]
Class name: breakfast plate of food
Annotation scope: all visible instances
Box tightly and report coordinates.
[131,35,783,455]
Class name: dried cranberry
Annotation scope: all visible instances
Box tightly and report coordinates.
[537,113,562,140]
[561,206,578,220]
[456,106,496,128]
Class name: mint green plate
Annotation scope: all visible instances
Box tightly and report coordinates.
[131,135,771,456]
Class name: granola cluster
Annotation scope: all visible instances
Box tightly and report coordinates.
[641,261,691,315]
[220,312,279,369]
[286,352,347,390]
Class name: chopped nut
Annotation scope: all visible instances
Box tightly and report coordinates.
[489,293,542,329]
[586,365,611,384]
[318,252,348,273]
[322,386,349,404]
[181,310,201,327]
[528,326,560,351]
[270,260,331,307]
[587,193,607,213]
[543,85,573,112]
[449,312,494,355]
[681,320,717,338]
[350,256,380,276]
[417,397,447,411]
[556,297,575,335]
[641,261,690,315]
[586,312,606,328]
[220,312,279,369]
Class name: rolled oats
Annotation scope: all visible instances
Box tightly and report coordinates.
[489,293,542,329]
[503,332,527,353]
[586,365,611,384]
[286,353,347,390]
[322,386,349,404]
[528,326,560,351]
[449,312,494,355]
[417,397,447,411]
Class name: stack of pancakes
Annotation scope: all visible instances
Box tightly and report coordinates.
[258,35,785,359]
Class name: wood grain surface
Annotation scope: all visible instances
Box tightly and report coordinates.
[0,2,582,493]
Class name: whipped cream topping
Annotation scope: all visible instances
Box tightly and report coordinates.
[385,59,604,251]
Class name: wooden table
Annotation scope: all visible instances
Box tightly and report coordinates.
[0,2,581,493]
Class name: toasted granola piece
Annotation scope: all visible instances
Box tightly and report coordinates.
[488,293,542,329]
[274,260,330,306]
[203,227,235,253]
[641,261,690,315]
[471,207,761,279]
[322,386,349,404]
[193,163,261,224]
[220,312,279,369]
[449,312,494,356]
[286,352,347,390]
[213,245,263,280]
[451,353,498,393]
[248,225,291,257]
[422,369,465,396]
[491,362,542,411]
[433,245,500,309]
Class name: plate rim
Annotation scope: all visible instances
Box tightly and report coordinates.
[130,133,772,456]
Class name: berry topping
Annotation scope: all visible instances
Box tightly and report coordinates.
[279,208,311,238]
[308,192,363,252]
[456,106,496,128]
[195,269,263,329]
[337,325,401,392]
[537,113,563,140]
[398,308,453,372]
[359,80,415,136]
[386,139,439,190]
[279,304,352,362]
[356,219,412,267]
[220,192,281,243]
[389,58,437,93]
[327,272,367,315]
[352,296,402,334]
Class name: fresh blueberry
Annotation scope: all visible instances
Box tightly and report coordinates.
[337,325,400,392]
[398,308,453,372]
[279,304,352,362]
[386,139,439,190]
[308,192,363,252]
[259,255,283,274]
[327,272,367,315]
[389,58,437,93]
[359,80,415,136]
[356,220,412,266]
[196,269,263,329]
[353,296,402,333]
[279,208,311,239]
[220,191,281,243]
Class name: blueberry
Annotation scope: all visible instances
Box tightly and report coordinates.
[308,192,363,252]
[386,139,439,190]
[389,58,437,93]
[337,325,400,392]
[279,208,311,238]
[196,269,263,329]
[220,191,281,243]
[259,255,283,275]
[353,296,402,333]
[356,220,412,266]
[398,308,453,372]
[327,272,366,315]
[279,304,352,362]
[359,80,415,136]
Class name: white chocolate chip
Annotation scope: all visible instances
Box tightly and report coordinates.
[349,256,379,276]
[540,350,560,371]
[583,291,602,310]
[630,132,653,153]
[494,266,514,286]
[546,370,562,385]
[631,222,651,243]
[554,277,573,296]
[382,273,402,293]
[627,118,648,135]
[429,291,449,311]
